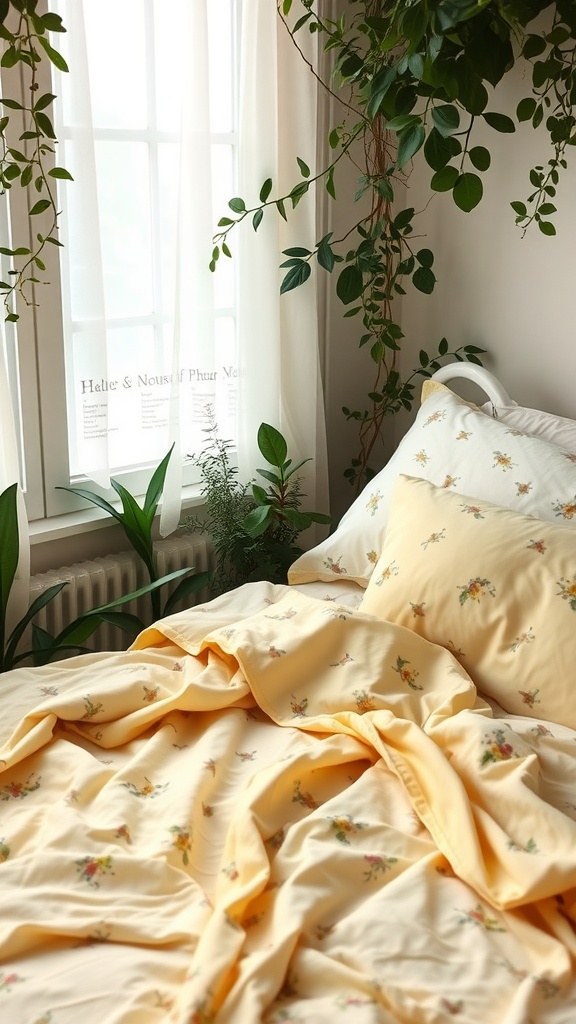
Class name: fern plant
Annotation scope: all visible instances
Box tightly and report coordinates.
[183,415,330,592]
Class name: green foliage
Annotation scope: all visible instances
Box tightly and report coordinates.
[0,1,70,321]
[183,414,330,593]
[212,0,575,488]
[0,453,209,672]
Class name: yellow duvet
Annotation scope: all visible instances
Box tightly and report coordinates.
[0,582,575,1023]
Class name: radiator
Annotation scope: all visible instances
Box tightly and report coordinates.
[28,535,213,654]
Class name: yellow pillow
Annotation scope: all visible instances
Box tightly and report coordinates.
[359,475,576,727]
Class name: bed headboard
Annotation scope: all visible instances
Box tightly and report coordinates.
[431,364,513,406]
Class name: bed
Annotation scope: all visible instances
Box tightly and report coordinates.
[1,366,576,1023]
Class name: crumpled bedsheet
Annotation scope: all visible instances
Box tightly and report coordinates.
[0,581,575,1023]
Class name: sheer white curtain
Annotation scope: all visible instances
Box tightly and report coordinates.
[53,0,328,535]
[237,2,329,526]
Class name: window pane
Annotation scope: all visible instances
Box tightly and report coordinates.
[84,1,148,129]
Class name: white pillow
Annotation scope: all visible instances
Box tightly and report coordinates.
[288,386,576,588]
[481,402,576,451]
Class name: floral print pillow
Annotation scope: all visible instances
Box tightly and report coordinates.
[288,385,576,588]
[360,474,576,727]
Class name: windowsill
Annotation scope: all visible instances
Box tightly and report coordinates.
[29,485,207,546]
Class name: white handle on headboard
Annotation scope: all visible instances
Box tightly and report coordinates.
[431,363,514,406]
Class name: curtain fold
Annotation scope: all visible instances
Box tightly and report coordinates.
[237,1,329,532]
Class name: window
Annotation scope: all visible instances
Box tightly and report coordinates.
[8,0,240,521]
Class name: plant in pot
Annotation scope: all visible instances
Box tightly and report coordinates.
[183,415,330,594]
[212,0,576,489]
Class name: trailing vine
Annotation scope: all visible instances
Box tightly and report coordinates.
[0,0,70,322]
[213,0,576,490]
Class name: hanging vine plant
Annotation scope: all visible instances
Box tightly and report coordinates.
[0,0,70,322]
[212,0,576,490]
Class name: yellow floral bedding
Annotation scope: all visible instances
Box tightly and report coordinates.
[0,582,575,1023]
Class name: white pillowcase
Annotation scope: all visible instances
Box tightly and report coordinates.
[481,402,576,450]
[288,386,576,588]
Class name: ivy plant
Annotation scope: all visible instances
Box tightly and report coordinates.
[0,0,70,322]
[212,0,575,488]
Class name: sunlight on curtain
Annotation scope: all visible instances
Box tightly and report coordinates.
[237,1,329,529]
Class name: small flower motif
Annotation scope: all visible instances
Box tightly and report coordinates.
[330,652,354,667]
[236,750,257,762]
[204,759,216,776]
[442,474,460,488]
[458,577,496,605]
[374,560,399,587]
[265,608,297,621]
[564,452,576,463]
[459,502,485,519]
[353,688,376,713]
[81,695,104,720]
[515,481,532,496]
[557,575,576,611]
[413,449,430,466]
[168,824,193,865]
[492,450,515,471]
[365,491,382,517]
[114,823,132,844]
[172,661,183,671]
[268,645,286,658]
[328,814,368,845]
[480,727,519,766]
[38,685,58,697]
[219,627,237,640]
[290,695,308,717]
[392,655,422,690]
[421,528,446,549]
[292,781,319,810]
[202,802,214,817]
[0,838,10,863]
[456,430,471,441]
[552,496,576,520]
[507,836,538,854]
[154,993,174,1010]
[509,627,535,652]
[424,410,445,425]
[535,975,560,999]
[446,640,465,658]
[222,861,239,881]
[0,773,40,801]
[439,998,464,1016]
[75,855,114,888]
[121,778,169,799]
[143,685,159,702]
[0,971,25,992]
[66,789,80,803]
[363,853,398,881]
[458,903,505,931]
[410,601,426,618]
[530,723,553,740]
[323,555,347,575]
[366,549,379,564]
[518,688,540,708]
[266,827,286,850]
[528,538,546,554]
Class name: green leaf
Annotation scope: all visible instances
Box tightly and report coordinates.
[0,98,23,110]
[431,105,460,138]
[1,46,18,69]
[252,208,263,231]
[20,164,33,187]
[39,12,65,33]
[423,127,453,172]
[289,180,309,208]
[48,166,73,180]
[217,216,234,226]
[328,128,339,149]
[336,264,363,305]
[413,266,436,294]
[325,166,336,200]
[416,248,434,268]
[276,198,287,221]
[510,200,527,217]
[396,124,425,169]
[243,504,272,538]
[282,0,293,13]
[259,177,272,203]
[29,199,51,216]
[283,247,312,257]
[386,114,421,133]
[453,173,483,212]
[0,483,19,658]
[430,165,458,192]
[516,97,537,123]
[280,260,311,294]
[367,65,397,120]
[317,239,335,272]
[297,156,310,177]
[257,422,288,468]
[228,197,246,213]
[36,35,69,73]
[143,446,173,522]
[522,34,547,59]
[482,112,515,134]
[538,220,556,236]
[35,111,56,139]
[538,203,556,215]
[469,146,491,172]
[162,571,211,617]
